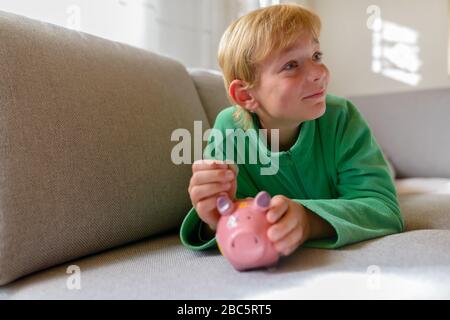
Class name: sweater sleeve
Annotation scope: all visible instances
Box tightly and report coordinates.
[179,109,260,251]
[293,101,405,249]
[179,164,258,251]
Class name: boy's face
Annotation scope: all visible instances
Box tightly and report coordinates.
[249,32,330,129]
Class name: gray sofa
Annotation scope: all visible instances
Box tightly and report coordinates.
[0,10,449,300]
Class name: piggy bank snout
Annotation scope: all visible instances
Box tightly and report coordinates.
[216,191,279,271]
[229,232,265,263]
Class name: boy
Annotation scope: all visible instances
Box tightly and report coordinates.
[180,4,404,257]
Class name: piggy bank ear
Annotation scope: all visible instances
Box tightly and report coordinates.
[254,191,271,209]
[217,195,233,216]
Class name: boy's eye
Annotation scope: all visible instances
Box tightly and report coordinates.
[313,51,324,61]
[283,61,298,71]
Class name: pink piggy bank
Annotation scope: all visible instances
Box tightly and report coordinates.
[215,191,280,271]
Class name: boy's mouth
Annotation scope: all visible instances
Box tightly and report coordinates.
[303,89,325,100]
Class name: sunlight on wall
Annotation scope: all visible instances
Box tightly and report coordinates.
[113,0,147,49]
[65,0,147,51]
[370,17,422,86]
[259,0,280,7]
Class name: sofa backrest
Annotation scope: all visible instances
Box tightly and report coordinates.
[348,89,450,179]
[0,10,209,285]
[188,68,231,126]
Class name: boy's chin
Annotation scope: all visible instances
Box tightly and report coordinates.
[301,101,327,120]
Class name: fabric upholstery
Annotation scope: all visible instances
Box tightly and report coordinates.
[0,10,208,285]
[188,68,230,126]
[348,89,450,179]
[0,10,450,299]
[1,228,449,299]
[396,179,450,230]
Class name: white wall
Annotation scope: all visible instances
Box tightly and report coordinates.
[0,0,262,69]
[0,0,151,50]
[309,0,450,97]
[1,0,448,96]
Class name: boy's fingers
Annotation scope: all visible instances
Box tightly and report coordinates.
[266,196,289,223]
[195,196,219,215]
[227,163,239,176]
[190,169,235,186]
[267,211,297,242]
[192,159,228,173]
[273,227,303,256]
[200,214,219,231]
[195,195,226,227]
[190,182,232,204]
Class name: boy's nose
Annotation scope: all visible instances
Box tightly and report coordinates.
[307,63,328,83]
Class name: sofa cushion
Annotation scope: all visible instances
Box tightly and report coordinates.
[348,89,450,179]
[0,11,209,285]
[395,178,450,230]
[1,230,449,299]
[399,193,450,231]
[188,68,230,126]
[396,178,450,196]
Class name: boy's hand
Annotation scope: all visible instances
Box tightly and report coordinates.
[266,195,312,256]
[188,159,238,231]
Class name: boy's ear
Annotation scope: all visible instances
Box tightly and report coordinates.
[229,80,259,113]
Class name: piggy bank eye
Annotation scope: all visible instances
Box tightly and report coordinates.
[247,216,251,220]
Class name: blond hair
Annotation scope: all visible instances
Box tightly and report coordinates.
[218,4,321,130]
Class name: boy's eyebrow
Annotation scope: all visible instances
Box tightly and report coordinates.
[271,37,320,72]
[279,37,320,57]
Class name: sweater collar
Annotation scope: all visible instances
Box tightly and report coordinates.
[250,111,315,161]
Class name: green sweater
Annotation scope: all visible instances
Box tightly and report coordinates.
[180,94,404,250]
